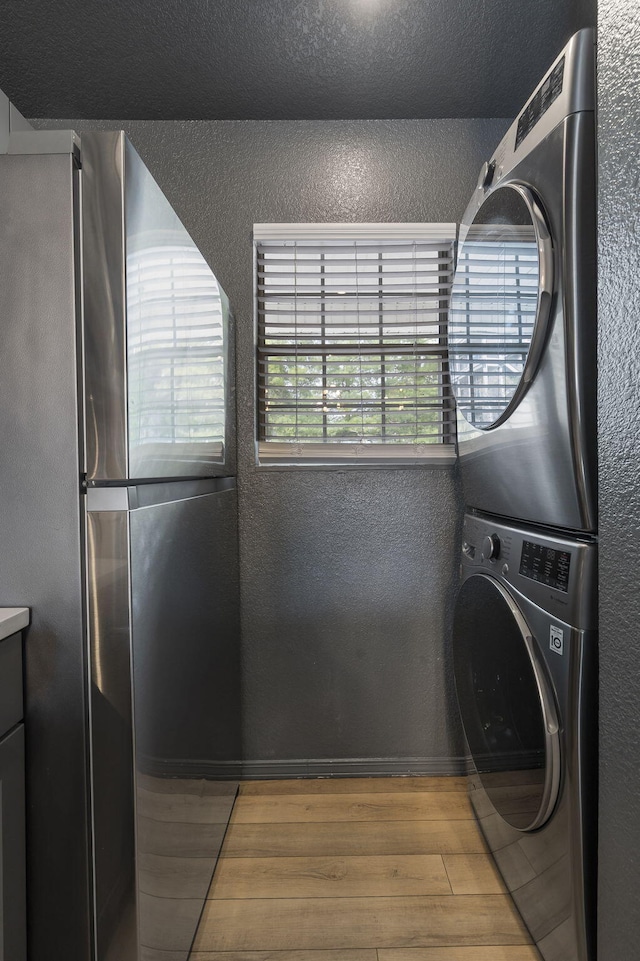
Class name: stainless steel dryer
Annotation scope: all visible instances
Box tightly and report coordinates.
[453,512,597,961]
[448,29,596,533]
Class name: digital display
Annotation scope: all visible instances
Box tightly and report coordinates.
[516,57,565,149]
[519,540,571,593]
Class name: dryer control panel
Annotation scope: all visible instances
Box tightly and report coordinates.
[515,57,565,149]
[461,28,595,223]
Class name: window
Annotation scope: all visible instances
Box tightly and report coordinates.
[254,223,457,466]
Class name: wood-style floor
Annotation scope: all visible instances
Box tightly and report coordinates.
[189,776,541,960]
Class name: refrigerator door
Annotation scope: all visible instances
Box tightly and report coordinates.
[86,481,241,961]
[81,131,235,483]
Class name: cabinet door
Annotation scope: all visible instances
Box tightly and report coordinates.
[0,724,26,961]
[0,634,23,737]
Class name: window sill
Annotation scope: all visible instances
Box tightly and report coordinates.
[256,442,457,468]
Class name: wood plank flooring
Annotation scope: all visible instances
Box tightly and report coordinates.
[190,776,541,961]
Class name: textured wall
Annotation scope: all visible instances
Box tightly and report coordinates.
[597,4,640,958]
[37,117,507,769]
[7,0,595,120]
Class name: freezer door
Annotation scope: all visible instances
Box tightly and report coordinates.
[82,131,235,483]
[87,483,241,961]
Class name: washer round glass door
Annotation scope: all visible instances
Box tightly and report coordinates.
[448,183,553,429]
[453,574,560,831]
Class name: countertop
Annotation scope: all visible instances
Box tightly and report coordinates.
[0,608,29,642]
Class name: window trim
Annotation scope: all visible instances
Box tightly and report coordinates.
[254,223,458,468]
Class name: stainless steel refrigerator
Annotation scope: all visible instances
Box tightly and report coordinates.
[0,126,241,961]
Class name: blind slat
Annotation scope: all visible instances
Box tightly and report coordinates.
[258,308,446,318]
[257,268,452,281]
[257,348,448,360]
[258,287,452,298]
[256,243,453,255]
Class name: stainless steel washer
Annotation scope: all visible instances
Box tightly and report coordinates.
[453,511,597,961]
[448,29,596,533]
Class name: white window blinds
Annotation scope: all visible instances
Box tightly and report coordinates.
[254,223,457,465]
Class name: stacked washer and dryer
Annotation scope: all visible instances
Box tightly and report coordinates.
[448,29,597,961]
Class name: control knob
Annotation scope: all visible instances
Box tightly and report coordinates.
[481,534,501,561]
[477,160,496,191]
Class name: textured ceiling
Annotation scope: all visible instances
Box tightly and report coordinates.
[1,0,595,120]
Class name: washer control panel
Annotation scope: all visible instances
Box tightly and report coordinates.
[519,539,571,593]
[460,512,597,632]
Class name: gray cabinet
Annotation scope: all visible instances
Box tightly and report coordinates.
[0,630,26,961]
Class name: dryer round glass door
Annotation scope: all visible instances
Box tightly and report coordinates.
[453,573,561,831]
[448,184,553,429]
